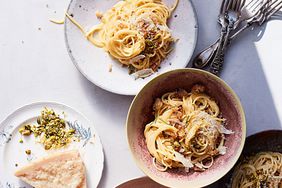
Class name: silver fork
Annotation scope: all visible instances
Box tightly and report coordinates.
[209,0,243,75]
[216,0,231,55]
[209,0,282,75]
[193,0,267,69]
[193,0,236,69]
[230,0,282,40]
[258,0,282,23]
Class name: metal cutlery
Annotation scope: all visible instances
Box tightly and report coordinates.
[194,0,266,69]
[230,0,282,40]
[193,0,282,75]
[209,0,242,75]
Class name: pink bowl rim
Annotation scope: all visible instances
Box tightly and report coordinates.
[126,68,246,188]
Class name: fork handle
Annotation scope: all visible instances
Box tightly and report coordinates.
[209,50,224,75]
[208,26,228,75]
[193,21,253,70]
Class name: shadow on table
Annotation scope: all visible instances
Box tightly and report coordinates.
[189,1,282,187]
[221,22,281,132]
[77,74,134,188]
[190,0,282,132]
[207,27,282,187]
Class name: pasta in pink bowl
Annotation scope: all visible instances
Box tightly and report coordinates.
[126,68,246,188]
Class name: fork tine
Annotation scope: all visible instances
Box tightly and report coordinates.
[232,0,239,10]
[238,0,245,10]
[225,0,233,10]
[251,0,269,15]
[244,0,260,8]
[252,0,267,11]
[250,0,265,10]
[231,0,237,10]
[267,0,280,8]
[234,0,242,10]
[220,0,228,13]
[237,0,243,10]
[226,0,233,10]
[266,0,282,19]
[240,0,246,9]
[261,0,279,14]
[245,0,264,10]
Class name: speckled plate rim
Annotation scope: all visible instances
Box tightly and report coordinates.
[64,0,199,96]
[0,101,104,188]
[125,68,246,188]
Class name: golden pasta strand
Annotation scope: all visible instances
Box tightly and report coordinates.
[66,0,178,74]
[231,152,282,188]
[144,85,232,172]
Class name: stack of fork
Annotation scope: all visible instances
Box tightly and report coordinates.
[193,0,282,75]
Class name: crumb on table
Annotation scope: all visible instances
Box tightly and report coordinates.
[95,11,103,19]
[25,149,31,155]
[108,64,113,72]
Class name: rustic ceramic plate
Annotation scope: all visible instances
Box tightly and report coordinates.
[208,130,282,188]
[116,177,167,188]
[65,0,198,95]
[126,68,246,188]
[0,102,104,188]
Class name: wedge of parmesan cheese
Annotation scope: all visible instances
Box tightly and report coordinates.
[15,150,87,188]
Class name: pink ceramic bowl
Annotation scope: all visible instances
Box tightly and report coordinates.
[126,68,246,188]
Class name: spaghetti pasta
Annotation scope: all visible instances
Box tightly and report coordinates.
[231,152,282,188]
[144,85,233,172]
[66,0,178,75]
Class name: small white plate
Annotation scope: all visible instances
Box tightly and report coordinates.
[65,0,198,95]
[0,102,104,188]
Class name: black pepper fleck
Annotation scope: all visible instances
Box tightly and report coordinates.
[174,15,178,18]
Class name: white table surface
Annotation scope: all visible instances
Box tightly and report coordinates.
[0,0,281,187]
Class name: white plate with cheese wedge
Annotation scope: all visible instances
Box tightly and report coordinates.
[0,102,104,188]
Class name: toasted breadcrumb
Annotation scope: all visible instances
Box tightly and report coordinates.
[95,11,103,19]
[191,84,205,93]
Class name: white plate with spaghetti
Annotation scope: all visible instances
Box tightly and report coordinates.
[65,0,198,95]
[0,102,104,188]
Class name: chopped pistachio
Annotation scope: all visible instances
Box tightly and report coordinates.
[19,125,32,136]
[68,129,75,134]
[19,139,23,143]
[37,117,41,124]
[22,130,31,136]
[19,108,76,150]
